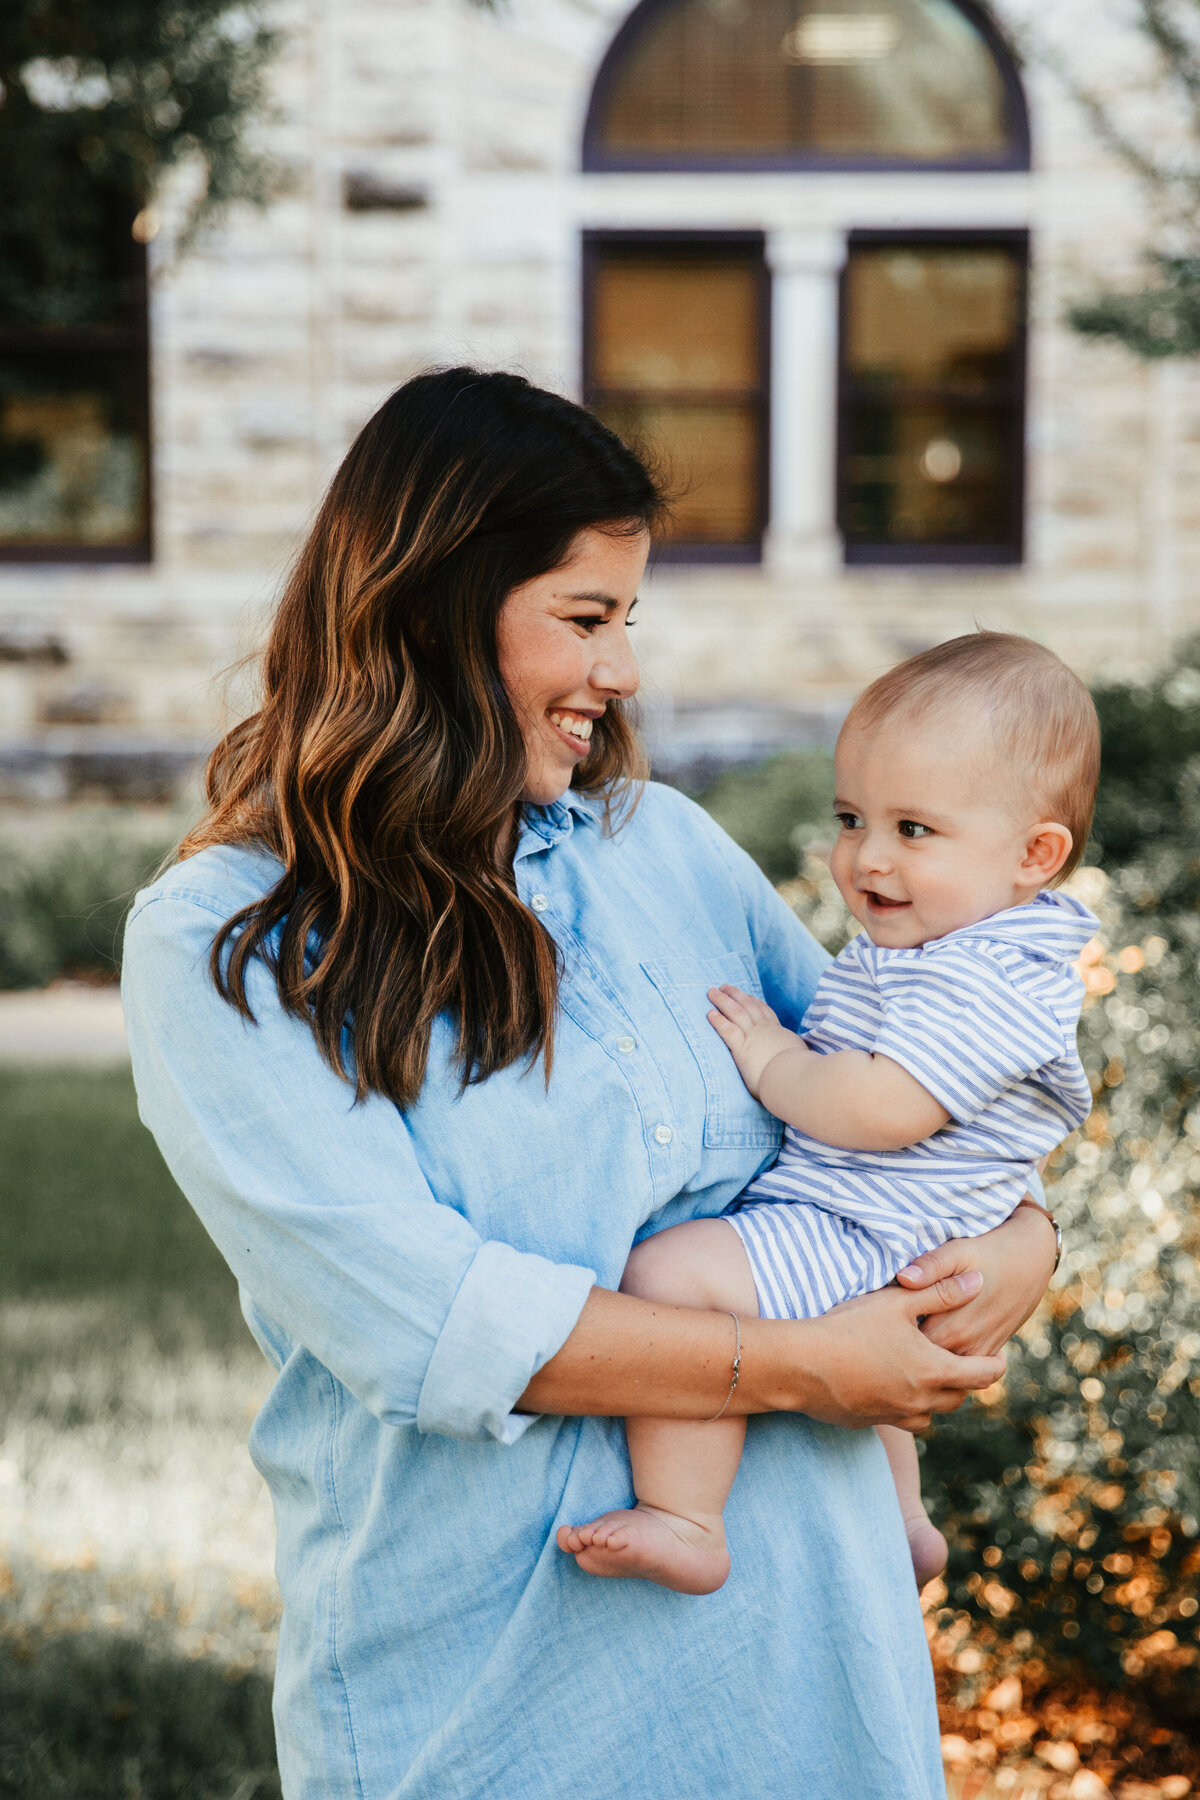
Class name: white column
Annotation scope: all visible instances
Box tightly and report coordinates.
[764,227,846,578]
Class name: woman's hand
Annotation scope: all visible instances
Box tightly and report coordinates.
[894,1199,1057,1359]
[788,1272,1006,1433]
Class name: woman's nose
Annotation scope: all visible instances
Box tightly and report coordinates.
[592,628,639,699]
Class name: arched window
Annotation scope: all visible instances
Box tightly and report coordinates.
[584,0,1028,172]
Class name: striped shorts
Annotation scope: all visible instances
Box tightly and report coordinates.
[726,1199,914,1322]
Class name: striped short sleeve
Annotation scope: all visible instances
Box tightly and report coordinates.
[871,946,1066,1125]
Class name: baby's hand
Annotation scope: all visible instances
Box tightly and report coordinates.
[707,985,808,1100]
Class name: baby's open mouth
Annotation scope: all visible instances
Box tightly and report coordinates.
[863,891,909,910]
[548,709,594,747]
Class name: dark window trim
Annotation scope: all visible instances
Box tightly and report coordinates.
[583,229,771,565]
[0,244,153,566]
[582,0,1030,174]
[836,226,1028,568]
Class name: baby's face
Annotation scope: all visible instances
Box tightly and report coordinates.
[829,716,1049,948]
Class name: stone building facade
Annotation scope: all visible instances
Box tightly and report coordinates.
[1,0,1197,799]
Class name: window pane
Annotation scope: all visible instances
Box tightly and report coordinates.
[839,241,1024,554]
[592,258,761,392]
[587,243,766,550]
[593,0,1014,165]
[596,399,761,541]
[845,245,1020,389]
[0,352,148,549]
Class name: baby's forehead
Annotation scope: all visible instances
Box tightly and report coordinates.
[836,709,1034,807]
[838,704,1001,769]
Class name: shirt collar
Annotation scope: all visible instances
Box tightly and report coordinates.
[931,890,1099,961]
[513,787,602,862]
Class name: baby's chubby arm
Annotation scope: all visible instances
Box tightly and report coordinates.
[707,984,951,1153]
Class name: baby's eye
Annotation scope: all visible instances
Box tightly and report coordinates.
[834,811,863,831]
[898,820,934,840]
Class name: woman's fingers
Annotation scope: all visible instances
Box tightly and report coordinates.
[894,1240,974,1289]
[900,1267,982,1312]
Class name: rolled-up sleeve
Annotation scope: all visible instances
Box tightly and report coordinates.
[121,890,596,1443]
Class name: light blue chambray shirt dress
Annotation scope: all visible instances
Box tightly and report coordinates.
[121,781,944,1800]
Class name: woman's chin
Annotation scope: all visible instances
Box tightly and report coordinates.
[519,773,576,807]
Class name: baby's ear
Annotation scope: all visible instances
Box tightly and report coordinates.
[1021,822,1072,886]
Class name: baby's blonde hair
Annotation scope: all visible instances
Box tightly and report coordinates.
[841,631,1101,882]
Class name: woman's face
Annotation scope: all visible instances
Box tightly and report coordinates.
[497,525,649,806]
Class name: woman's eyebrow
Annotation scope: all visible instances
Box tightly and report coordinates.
[559,589,619,607]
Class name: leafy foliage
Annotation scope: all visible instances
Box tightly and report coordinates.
[0,810,179,988]
[1089,631,1200,865]
[691,749,835,885]
[0,0,278,326]
[1036,3,1200,359]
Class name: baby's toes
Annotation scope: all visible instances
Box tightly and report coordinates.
[556,1524,585,1554]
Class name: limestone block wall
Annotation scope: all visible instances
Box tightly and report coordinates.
[0,0,1197,800]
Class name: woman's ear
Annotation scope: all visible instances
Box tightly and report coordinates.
[1019,821,1073,888]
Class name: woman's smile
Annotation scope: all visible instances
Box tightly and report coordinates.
[547,706,599,756]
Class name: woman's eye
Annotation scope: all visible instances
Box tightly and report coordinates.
[569,615,605,632]
[898,820,934,840]
[834,811,862,831]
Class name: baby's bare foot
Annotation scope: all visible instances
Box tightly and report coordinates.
[556,1504,731,1594]
[904,1512,948,1591]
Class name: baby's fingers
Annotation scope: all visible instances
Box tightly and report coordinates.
[707,1009,746,1050]
[707,984,767,1028]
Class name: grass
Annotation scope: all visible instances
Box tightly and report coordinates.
[0,1064,281,1798]
[0,1066,240,1348]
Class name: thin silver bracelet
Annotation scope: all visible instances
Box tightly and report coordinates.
[703,1313,742,1423]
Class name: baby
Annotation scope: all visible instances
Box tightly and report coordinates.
[558,630,1101,1595]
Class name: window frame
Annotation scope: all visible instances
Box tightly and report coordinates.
[0,244,153,566]
[835,226,1029,568]
[582,228,772,565]
[582,0,1030,174]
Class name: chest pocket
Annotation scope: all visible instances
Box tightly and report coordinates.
[641,952,782,1150]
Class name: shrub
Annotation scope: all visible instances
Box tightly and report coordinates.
[0,810,179,989]
[692,749,835,885]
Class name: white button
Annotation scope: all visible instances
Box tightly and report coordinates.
[616,1036,636,1055]
[654,1124,673,1146]
[529,893,549,913]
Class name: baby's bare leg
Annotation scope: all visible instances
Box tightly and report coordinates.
[878,1423,948,1591]
[556,1218,759,1594]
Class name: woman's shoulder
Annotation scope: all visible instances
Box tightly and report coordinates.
[615,779,731,853]
[128,842,284,933]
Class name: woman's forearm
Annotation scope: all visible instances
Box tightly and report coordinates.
[517,1277,1005,1433]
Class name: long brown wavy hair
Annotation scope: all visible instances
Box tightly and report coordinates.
[180,368,666,1105]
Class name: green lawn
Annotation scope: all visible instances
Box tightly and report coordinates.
[0,1065,281,1799]
[0,1065,241,1348]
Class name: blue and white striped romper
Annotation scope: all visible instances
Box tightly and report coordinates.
[727,891,1098,1321]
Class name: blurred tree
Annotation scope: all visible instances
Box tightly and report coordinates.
[0,1,278,328]
[1045,2,1200,356]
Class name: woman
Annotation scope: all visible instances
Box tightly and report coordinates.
[123,369,1056,1800]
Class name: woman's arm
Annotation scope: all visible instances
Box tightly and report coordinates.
[518,1272,1005,1434]
[894,1197,1057,1358]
